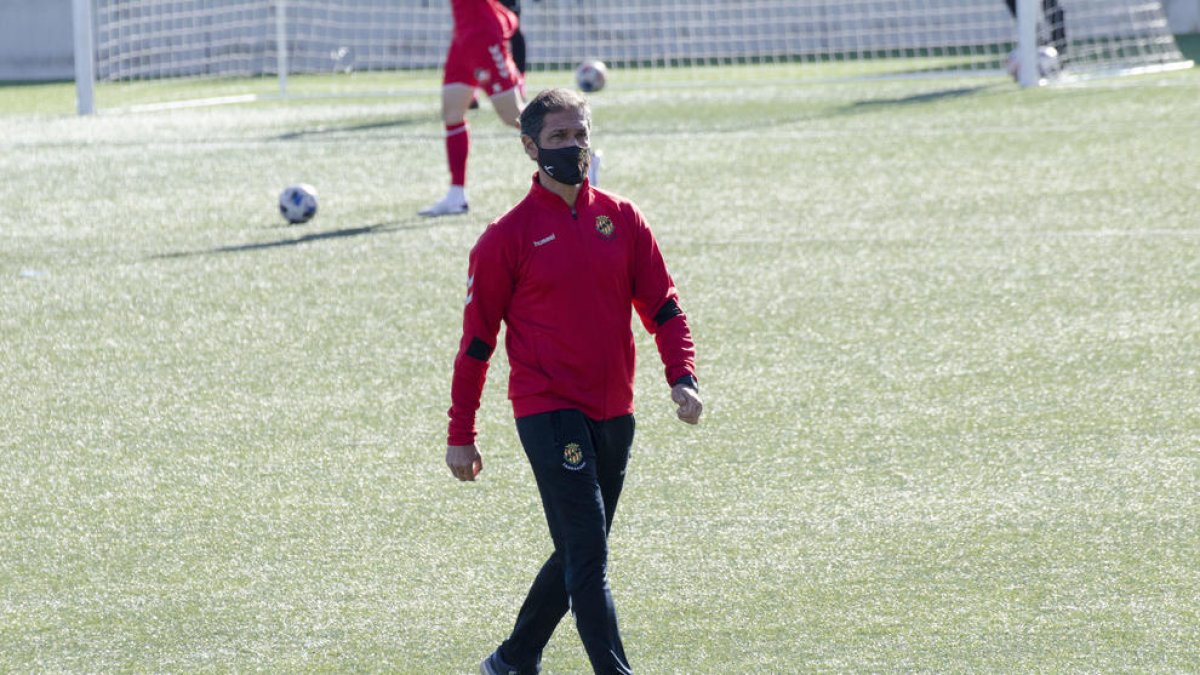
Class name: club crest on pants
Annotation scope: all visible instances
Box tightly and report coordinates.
[562,442,586,470]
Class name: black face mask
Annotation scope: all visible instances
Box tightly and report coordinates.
[537,144,590,185]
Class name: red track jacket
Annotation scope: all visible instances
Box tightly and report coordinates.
[447,175,697,446]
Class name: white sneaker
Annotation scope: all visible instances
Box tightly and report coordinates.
[588,149,603,187]
[419,194,468,217]
[480,655,516,675]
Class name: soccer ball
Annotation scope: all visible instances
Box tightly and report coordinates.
[1005,46,1061,82]
[575,60,608,93]
[279,183,318,224]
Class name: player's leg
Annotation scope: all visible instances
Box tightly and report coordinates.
[1005,0,1067,60]
[422,37,478,217]
[493,410,631,675]
[485,44,524,129]
[480,37,523,130]
[489,87,524,130]
[544,412,630,674]
[586,149,602,187]
[497,0,525,75]
[487,411,574,674]
[494,415,633,672]
[583,414,633,668]
[593,415,633,534]
[510,29,527,76]
[1044,0,1067,58]
[492,416,631,673]
[492,551,565,674]
[421,83,475,216]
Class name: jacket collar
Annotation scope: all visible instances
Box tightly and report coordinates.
[528,172,594,213]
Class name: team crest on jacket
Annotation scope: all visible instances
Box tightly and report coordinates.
[562,442,585,470]
[594,215,615,239]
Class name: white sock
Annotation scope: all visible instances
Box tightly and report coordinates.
[588,150,602,187]
[447,185,466,204]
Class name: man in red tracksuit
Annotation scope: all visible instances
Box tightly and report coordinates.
[445,88,703,675]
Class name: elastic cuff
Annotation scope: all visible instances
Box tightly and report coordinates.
[672,374,698,392]
[447,431,476,446]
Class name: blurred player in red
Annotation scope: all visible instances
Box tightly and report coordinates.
[421,0,525,217]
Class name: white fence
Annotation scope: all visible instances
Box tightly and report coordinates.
[2,0,1198,81]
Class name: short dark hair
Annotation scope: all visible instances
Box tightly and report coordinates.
[519,88,591,143]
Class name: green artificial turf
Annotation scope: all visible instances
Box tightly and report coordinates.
[2,61,1198,672]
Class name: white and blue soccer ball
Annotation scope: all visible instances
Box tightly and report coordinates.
[575,60,608,93]
[279,183,318,224]
[1006,46,1061,82]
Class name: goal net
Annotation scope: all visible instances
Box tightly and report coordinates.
[78,0,1192,111]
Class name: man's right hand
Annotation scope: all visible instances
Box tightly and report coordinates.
[446,443,483,481]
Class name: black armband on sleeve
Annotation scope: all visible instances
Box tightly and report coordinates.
[653,298,683,327]
[673,374,698,392]
[466,337,495,362]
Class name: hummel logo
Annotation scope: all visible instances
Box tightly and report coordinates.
[533,234,556,247]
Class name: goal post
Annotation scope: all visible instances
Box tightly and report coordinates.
[74,0,1192,114]
[275,0,288,97]
[72,0,96,115]
[1017,0,1041,87]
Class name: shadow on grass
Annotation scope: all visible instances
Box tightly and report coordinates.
[604,83,1002,134]
[275,117,424,141]
[151,218,460,259]
[0,79,73,87]
[846,84,996,112]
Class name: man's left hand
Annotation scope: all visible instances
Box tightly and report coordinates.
[671,383,703,425]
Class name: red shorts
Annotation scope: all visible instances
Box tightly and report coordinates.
[442,37,522,96]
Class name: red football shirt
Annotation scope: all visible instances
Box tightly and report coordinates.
[447,175,697,446]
